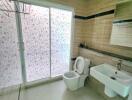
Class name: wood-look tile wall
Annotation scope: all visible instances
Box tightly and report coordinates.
[84,0,116,15]
[82,0,132,58]
[72,19,84,57]
[83,14,132,58]
[79,1,132,98]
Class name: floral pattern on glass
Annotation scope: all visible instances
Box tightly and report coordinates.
[20,4,50,82]
[0,1,22,89]
[51,8,72,77]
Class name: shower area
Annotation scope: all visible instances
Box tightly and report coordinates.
[0,0,73,90]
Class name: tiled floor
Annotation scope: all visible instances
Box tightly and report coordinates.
[0,80,105,100]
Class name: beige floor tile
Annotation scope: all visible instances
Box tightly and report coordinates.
[20,80,105,100]
[0,90,19,100]
[0,80,105,100]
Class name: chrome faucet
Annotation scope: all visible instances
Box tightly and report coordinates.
[116,59,122,71]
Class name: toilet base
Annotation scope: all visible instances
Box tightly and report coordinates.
[63,77,79,91]
[63,74,88,91]
[78,75,88,88]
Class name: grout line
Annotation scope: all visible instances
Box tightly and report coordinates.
[18,85,21,100]
[80,47,132,62]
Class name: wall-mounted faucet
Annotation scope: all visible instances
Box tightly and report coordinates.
[116,59,122,71]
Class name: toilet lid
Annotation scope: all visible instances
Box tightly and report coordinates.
[74,56,84,74]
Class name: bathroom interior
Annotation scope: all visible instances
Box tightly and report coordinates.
[0,0,132,100]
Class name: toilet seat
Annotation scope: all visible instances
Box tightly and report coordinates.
[63,71,80,79]
[74,56,84,74]
[63,56,90,91]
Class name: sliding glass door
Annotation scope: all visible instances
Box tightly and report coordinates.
[20,5,72,81]
[0,0,73,88]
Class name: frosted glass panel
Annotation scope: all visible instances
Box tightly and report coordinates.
[21,4,50,82]
[0,1,22,88]
[51,8,72,77]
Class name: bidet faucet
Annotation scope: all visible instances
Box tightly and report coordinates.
[116,59,122,71]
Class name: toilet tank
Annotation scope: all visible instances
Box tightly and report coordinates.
[83,58,90,75]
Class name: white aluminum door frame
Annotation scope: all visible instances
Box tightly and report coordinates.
[15,0,74,85]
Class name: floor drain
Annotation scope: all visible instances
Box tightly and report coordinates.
[110,76,116,80]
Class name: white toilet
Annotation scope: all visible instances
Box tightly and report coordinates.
[63,56,90,91]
